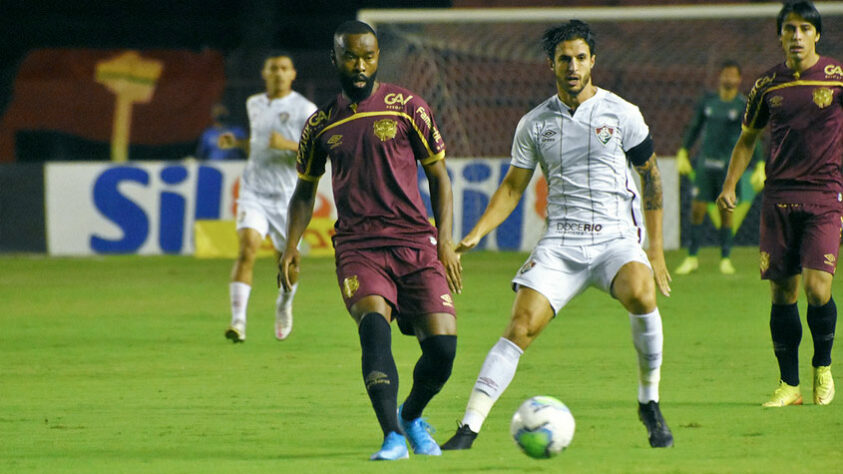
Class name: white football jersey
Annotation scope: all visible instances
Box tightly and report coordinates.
[241,91,317,195]
[511,88,651,245]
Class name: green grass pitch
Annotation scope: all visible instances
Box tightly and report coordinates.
[1,247,841,473]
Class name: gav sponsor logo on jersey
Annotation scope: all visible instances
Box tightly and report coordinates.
[824,64,843,77]
[384,92,412,106]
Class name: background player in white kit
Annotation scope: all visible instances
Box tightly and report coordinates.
[441,20,674,449]
[220,52,317,342]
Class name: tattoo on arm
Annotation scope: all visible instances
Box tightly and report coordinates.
[634,156,663,211]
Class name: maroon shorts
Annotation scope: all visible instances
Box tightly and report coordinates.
[759,196,843,280]
[335,245,456,335]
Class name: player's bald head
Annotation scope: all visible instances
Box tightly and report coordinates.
[333,20,378,49]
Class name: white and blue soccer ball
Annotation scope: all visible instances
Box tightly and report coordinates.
[510,396,575,459]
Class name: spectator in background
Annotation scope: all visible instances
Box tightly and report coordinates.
[195,103,247,160]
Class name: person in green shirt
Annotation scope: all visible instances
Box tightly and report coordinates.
[675,60,764,275]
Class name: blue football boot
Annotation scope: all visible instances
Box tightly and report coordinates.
[369,431,409,461]
[398,404,442,456]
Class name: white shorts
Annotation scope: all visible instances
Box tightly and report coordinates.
[511,237,651,315]
[235,185,290,252]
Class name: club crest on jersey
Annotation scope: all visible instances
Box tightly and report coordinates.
[595,126,615,145]
[373,119,398,141]
[278,112,290,123]
[813,88,833,109]
[769,96,784,108]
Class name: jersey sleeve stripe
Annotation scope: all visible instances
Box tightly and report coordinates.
[314,110,442,159]
[419,151,445,166]
[297,172,319,182]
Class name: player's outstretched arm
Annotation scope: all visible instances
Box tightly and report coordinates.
[455,165,534,253]
[269,131,299,151]
[423,159,462,294]
[634,154,671,297]
[218,132,250,154]
[717,128,762,212]
[279,178,317,291]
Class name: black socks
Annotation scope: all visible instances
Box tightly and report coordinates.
[807,297,836,367]
[359,313,400,436]
[401,335,457,421]
[770,303,802,386]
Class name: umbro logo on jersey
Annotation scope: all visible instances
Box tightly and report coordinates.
[327,134,343,149]
[541,130,557,142]
[595,126,615,145]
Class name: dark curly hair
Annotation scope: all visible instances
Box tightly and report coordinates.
[542,20,596,61]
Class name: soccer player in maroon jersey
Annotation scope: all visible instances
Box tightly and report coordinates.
[279,20,462,460]
[717,0,842,407]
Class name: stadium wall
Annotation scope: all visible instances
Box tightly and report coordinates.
[31,158,679,256]
[0,163,46,252]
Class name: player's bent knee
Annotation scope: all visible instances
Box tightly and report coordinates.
[804,285,832,307]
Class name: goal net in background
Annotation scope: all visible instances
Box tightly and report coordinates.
[360,3,843,250]
[360,3,843,159]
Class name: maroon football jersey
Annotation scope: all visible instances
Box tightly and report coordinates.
[297,83,446,250]
[743,56,843,199]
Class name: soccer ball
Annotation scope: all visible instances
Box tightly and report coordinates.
[510,396,575,459]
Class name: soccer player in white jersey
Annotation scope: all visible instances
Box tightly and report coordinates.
[220,52,317,342]
[441,20,674,449]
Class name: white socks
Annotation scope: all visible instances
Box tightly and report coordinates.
[462,337,524,432]
[629,309,664,403]
[230,282,251,324]
[276,282,298,316]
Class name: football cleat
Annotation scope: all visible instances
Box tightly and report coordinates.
[370,431,409,461]
[813,366,835,405]
[762,380,802,407]
[638,401,674,448]
[440,423,478,450]
[719,258,736,275]
[398,405,441,456]
[674,256,699,275]
[225,320,246,343]
[275,306,293,341]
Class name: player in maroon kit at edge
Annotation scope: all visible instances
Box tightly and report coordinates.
[717,0,843,407]
[279,20,462,460]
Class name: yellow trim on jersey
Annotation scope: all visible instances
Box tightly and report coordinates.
[746,80,843,129]
[763,80,843,94]
[315,111,440,158]
[297,172,320,183]
[420,150,445,166]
